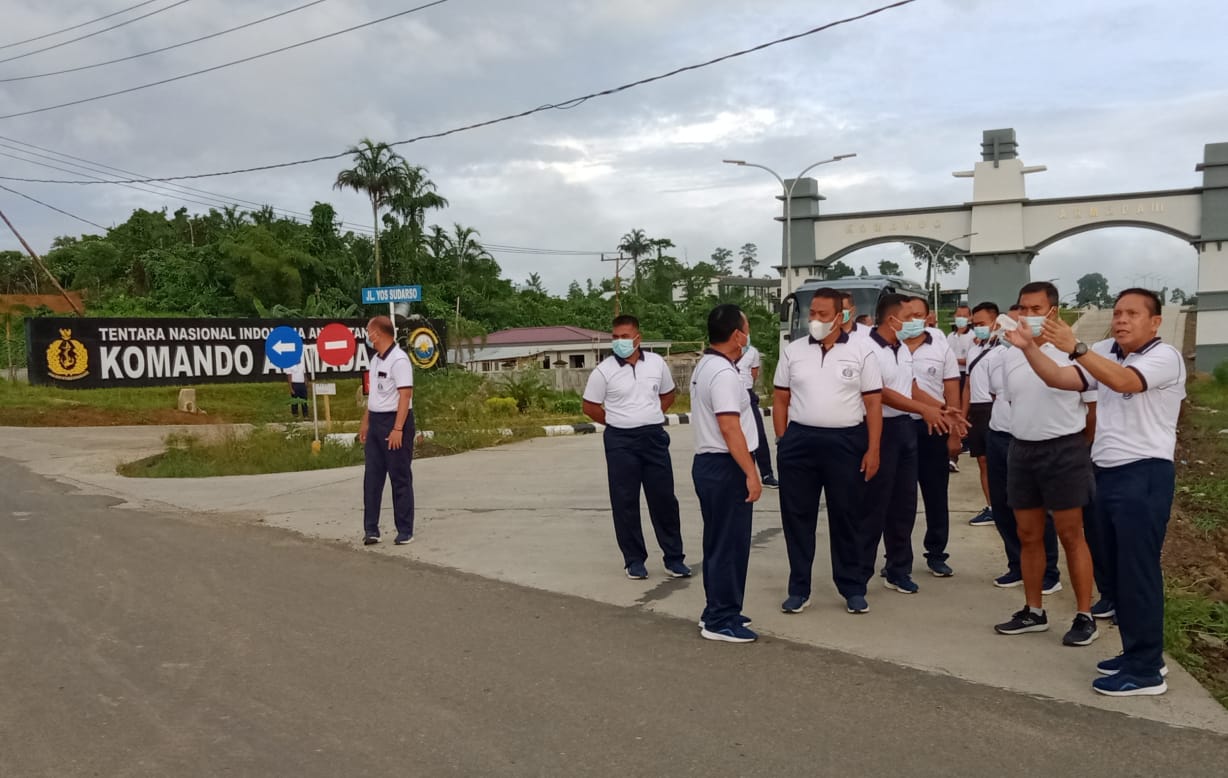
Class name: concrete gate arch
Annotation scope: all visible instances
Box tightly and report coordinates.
[777,129,1227,369]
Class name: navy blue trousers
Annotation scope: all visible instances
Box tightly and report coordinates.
[1092,459,1175,676]
[915,420,951,563]
[860,416,917,583]
[289,382,308,416]
[778,422,868,599]
[986,429,1058,582]
[363,410,415,538]
[747,390,774,479]
[602,425,684,568]
[694,453,753,630]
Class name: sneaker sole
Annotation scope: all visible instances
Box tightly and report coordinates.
[394,538,414,545]
[700,628,755,643]
[1063,630,1100,647]
[883,580,919,594]
[1093,680,1168,697]
[781,599,810,614]
[363,538,379,545]
[1042,582,1063,595]
[994,579,1024,588]
[929,569,954,578]
[762,483,780,490]
[845,603,870,614]
[1098,664,1169,678]
[994,623,1050,635]
[1092,610,1116,619]
[665,569,692,578]
[968,520,995,526]
[626,571,648,580]
[698,620,754,629]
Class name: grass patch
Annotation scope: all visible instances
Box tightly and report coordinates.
[1164,586,1228,708]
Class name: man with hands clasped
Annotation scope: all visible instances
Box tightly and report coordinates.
[359,316,416,547]
[1006,288,1184,696]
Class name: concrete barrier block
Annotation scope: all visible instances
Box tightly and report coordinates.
[177,388,197,414]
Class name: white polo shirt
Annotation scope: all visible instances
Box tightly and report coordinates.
[735,344,760,391]
[966,341,999,404]
[773,331,882,428]
[948,330,975,372]
[691,350,758,455]
[367,345,413,412]
[1085,338,1186,467]
[583,350,675,429]
[867,329,915,419]
[907,332,959,414]
[985,347,1013,433]
[287,360,306,383]
[1001,343,1090,442]
[845,321,873,340]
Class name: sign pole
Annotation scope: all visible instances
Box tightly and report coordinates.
[309,346,321,454]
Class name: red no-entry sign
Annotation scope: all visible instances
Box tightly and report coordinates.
[317,322,357,367]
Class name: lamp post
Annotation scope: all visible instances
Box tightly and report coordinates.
[723,153,856,298]
[903,231,977,313]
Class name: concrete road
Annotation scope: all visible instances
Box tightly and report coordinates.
[3,457,1228,777]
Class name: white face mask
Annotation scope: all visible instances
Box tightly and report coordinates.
[808,319,836,340]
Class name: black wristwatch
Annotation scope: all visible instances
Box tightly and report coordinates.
[1069,342,1088,360]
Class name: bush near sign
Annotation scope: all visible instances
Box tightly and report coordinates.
[25,316,448,389]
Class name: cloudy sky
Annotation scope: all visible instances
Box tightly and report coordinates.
[0,0,1224,300]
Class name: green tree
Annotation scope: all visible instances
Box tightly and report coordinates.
[334,138,403,286]
[878,259,902,276]
[1076,272,1113,307]
[710,247,733,275]
[618,228,652,293]
[858,265,869,277]
[827,260,855,279]
[1170,288,1187,304]
[739,242,758,277]
[909,243,963,292]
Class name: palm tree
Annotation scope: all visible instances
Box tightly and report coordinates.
[442,224,492,365]
[334,138,403,285]
[617,228,651,294]
[387,162,449,229]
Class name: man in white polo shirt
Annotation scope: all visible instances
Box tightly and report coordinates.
[583,315,687,580]
[692,304,762,643]
[1011,288,1185,696]
[996,281,1098,648]
[735,338,778,489]
[358,316,416,546]
[773,287,883,615]
[963,301,999,527]
[902,296,963,577]
[948,303,975,384]
[839,292,873,339]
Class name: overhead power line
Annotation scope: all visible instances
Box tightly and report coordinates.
[0,0,196,66]
[0,0,160,51]
[0,0,332,84]
[0,183,107,230]
[0,0,452,120]
[0,0,916,184]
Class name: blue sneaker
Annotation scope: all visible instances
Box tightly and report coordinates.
[994,571,1023,588]
[928,560,954,577]
[625,562,648,579]
[1042,579,1063,596]
[884,575,919,594]
[1096,655,1168,677]
[665,561,692,578]
[1092,672,1167,697]
[968,507,995,526]
[698,615,752,629]
[845,595,870,614]
[1091,598,1116,619]
[781,595,810,613]
[700,624,758,643]
[394,533,414,545]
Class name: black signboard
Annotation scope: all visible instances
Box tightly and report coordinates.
[25,316,447,389]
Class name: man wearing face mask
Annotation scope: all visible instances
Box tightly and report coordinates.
[359,316,416,546]
[773,287,883,615]
[734,333,779,489]
[962,302,999,527]
[583,315,688,580]
[948,304,975,385]
[995,281,1098,648]
[839,292,873,339]
[857,294,956,605]
[901,296,964,578]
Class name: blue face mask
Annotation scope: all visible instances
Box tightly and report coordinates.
[611,338,637,359]
[842,310,852,324]
[1025,315,1048,337]
[954,316,969,329]
[973,325,991,341]
[900,319,926,339]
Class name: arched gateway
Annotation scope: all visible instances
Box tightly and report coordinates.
[777,129,1228,370]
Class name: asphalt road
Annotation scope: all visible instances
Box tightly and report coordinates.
[3,457,1227,777]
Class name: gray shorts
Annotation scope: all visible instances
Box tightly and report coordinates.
[1007,432,1092,511]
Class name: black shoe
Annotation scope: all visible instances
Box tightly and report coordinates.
[1062,613,1099,646]
[994,607,1049,635]
[363,535,379,546]
[1091,598,1116,619]
[762,475,780,489]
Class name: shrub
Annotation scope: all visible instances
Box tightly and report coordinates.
[1214,361,1228,387]
[493,370,550,413]
[485,396,519,416]
[550,395,583,414]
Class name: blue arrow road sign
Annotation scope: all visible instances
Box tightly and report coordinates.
[264,326,304,370]
[361,285,422,304]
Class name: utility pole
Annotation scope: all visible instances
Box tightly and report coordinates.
[0,206,83,316]
[600,252,632,316]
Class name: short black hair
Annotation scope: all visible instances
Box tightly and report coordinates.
[811,287,844,312]
[1115,287,1162,316]
[707,303,745,344]
[876,293,909,325]
[955,303,971,313]
[839,291,854,304]
[1018,281,1059,308]
[1008,304,1024,312]
[972,301,1000,317]
[909,295,931,315]
[612,314,639,331]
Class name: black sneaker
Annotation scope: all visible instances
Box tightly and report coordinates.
[1062,613,1099,646]
[1091,598,1116,619]
[994,607,1049,635]
[762,475,780,489]
[363,535,379,546]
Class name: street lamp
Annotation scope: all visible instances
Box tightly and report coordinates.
[903,232,978,313]
[723,153,856,297]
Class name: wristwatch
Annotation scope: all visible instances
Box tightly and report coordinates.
[1069,342,1088,360]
